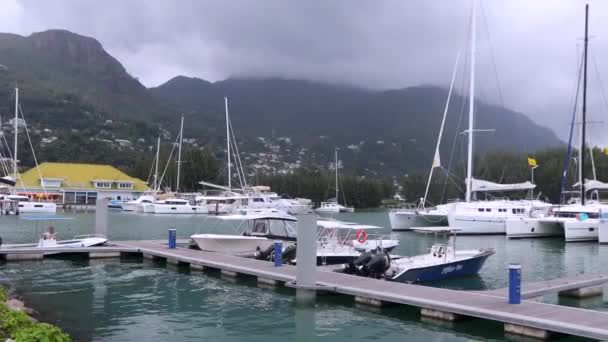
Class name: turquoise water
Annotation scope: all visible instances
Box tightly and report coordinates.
[0,211,604,341]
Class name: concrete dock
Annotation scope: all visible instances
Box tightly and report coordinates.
[2,240,608,340]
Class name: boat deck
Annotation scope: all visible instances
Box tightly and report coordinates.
[2,240,608,340]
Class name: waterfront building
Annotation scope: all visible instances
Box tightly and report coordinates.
[17,162,148,204]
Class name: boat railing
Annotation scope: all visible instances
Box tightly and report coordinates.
[73,234,106,239]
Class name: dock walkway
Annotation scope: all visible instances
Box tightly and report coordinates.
[113,240,608,341]
[480,272,608,299]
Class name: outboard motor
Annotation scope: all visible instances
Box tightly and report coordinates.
[365,249,391,279]
[255,245,275,260]
[282,244,297,264]
[353,250,374,267]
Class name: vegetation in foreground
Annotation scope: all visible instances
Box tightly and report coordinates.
[0,288,70,342]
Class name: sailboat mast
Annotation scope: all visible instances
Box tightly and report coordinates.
[154,136,160,192]
[176,116,184,192]
[465,3,476,202]
[581,4,589,205]
[335,148,339,204]
[13,87,18,178]
[225,97,231,191]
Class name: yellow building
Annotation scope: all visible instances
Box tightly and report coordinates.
[17,162,148,204]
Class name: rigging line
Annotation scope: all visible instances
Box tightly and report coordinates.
[479,2,505,108]
[146,151,157,187]
[18,104,47,195]
[591,53,608,123]
[157,133,180,192]
[442,47,470,203]
[560,47,585,204]
[228,117,246,189]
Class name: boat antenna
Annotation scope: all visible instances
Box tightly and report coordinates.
[13,87,18,179]
[335,148,339,204]
[580,3,589,205]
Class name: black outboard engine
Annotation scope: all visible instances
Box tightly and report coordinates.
[0,236,3,247]
[366,252,390,278]
[255,245,275,260]
[282,244,297,264]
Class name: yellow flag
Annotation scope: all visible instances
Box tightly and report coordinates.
[528,157,537,167]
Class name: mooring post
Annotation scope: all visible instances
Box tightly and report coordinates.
[95,197,108,237]
[509,264,521,304]
[274,240,283,267]
[295,213,317,303]
[168,228,177,249]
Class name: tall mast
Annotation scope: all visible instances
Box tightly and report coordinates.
[225,97,231,191]
[154,136,160,192]
[335,148,339,203]
[176,115,184,192]
[580,4,589,205]
[13,88,18,178]
[465,3,476,202]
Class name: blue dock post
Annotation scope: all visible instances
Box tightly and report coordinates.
[509,264,521,304]
[168,228,177,249]
[274,240,283,267]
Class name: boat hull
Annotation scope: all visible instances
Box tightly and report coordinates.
[599,220,608,243]
[153,205,208,214]
[447,213,505,234]
[391,251,494,283]
[505,218,563,239]
[563,219,598,242]
[18,202,57,214]
[191,234,284,254]
[389,211,447,231]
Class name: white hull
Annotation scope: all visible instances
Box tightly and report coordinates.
[563,219,598,242]
[191,234,288,254]
[389,211,447,231]
[505,218,563,239]
[153,204,208,214]
[447,213,506,234]
[315,207,340,213]
[19,202,57,213]
[142,204,155,213]
[121,202,138,212]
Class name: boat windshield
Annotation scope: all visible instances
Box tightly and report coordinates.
[248,219,296,238]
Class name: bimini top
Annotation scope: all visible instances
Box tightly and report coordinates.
[20,215,73,221]
[214,213,297,222]
[317,219,382,230]
[471,178,535,192]
[573,179,608,191]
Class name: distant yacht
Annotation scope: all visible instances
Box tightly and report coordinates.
[316,148,354,213]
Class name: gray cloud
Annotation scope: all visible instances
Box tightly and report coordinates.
[2,0,608,145]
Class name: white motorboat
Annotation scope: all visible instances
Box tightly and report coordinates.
[8,195,57,214]
[151,198,208,214]
[122,195,155,212]
[190,212,398,264]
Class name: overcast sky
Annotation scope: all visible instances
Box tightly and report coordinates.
[2,0,608,144]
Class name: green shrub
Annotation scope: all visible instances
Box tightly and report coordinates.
[0,287,7,303]
[14,323,71,342]
[1,309,33,337]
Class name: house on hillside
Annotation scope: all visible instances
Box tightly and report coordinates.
[18,162,148,204]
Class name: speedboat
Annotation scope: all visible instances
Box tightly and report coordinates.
[190,212,398,265]
[342,228,494,283]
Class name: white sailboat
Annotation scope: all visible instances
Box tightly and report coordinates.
[506,4,605,242]
[443,5,550,234]
[10,88,56,214]
[316,148,354,213]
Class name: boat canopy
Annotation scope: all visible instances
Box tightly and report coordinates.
[214,213,296,221]
[317,219,382,230]
[573,179,608,191]
[470,178,535,192]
